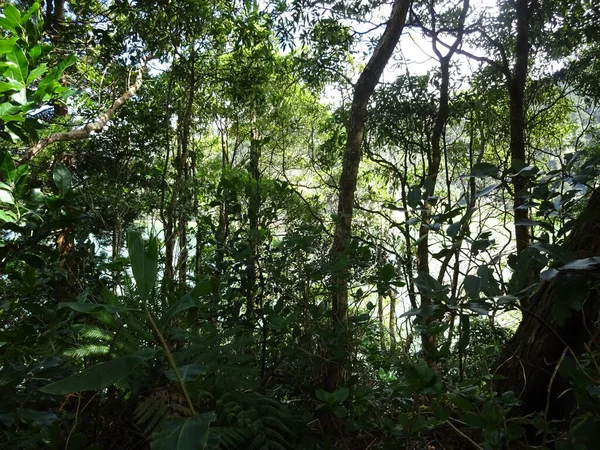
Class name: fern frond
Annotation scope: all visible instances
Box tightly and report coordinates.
[135,387,192,436]
[63,344,109,358]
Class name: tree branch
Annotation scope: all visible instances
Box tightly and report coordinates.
[21,63,147,164]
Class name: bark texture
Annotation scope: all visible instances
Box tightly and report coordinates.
[494,189,600,418]
[508,0,536,255]
[23,64,146,163]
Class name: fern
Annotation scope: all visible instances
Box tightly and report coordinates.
[63,343,109,358]
[135,387,193,435]
[211,391,294,450]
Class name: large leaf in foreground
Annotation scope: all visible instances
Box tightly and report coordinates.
[151,412,216,450]
[39,349,157,395]
[127,230,158,301]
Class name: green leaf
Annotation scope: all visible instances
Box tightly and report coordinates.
[0,37,18,55]
[3,5,22,28]
[414,272,448,301]
[315,389,335,404]
[21,2,40,24]
[409,415,428,433]
[378,263,395,283]
[0,150,16,182]
[515,165,539,177]
[52,162,72,194]
[432,403,449,421]
[0,79,24,93]
[332,405,347,418]
[0,209,16,222]
[158,293,199,327]
[556,274,589,313]
[333,387,350,403]
[127,231,158,301]
[165,365,208,382]
[463,275,481,300]
[0,188,14,204]
[407,185,421,209]
[39,349,157,395]
[6,46,28,84]
[57,53,77,74]
[446,222,461,238]
[57,302,138,314]
[515,218,553,232]
[18,409,58,426]
[462,411,486,428]
[10,87,26,105]
[0,17,17,34]
[561,257,600,271]
[470,162,498,177]
[151,412,216,450]
[28,45,42,61]
[476,183,501,198]
[27,63,47,84]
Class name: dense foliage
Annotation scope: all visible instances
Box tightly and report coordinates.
[1,0,600,449]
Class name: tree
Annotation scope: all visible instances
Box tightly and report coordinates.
[327,0,412,391]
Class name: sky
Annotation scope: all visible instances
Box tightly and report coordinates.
[320,0,500,106]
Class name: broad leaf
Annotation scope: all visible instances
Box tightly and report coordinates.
[333,387,350,403]
[3,5,22,28]
[561,257,600,271]
[0,150,16,182]
[52,162,72,194]
[463,275,481,300]
[470,162,498,177]
[165,364,208,382]
[475,183,501,198]
[127,230,158,301]
[158,293,199,328]
[407,185,421,209]
[151,412,216,450]
[39,349,157,395]
[414,272,448,301]
[57,302,138,314]
[27,63,47,84]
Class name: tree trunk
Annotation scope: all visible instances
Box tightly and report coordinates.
[245,119,261,320]
[494,188,600,419]
[389,288,397,352]
[326,0,411,392]
[378,292,386,351]
[508,0,535,256]
[176,51,195,285]
[112,215,122,293]
[417,0,468,365]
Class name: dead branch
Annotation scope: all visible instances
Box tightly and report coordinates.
[21,63,146,164]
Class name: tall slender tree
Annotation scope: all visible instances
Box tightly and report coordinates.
[327,0,412,390]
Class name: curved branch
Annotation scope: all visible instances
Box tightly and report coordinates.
[21,64,147,164]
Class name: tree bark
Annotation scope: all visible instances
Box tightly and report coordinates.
[326,0,411,391]
[389,288,397,352]
[23,64,146,163]
[378,292,386,351]
[494,188,600,419]
[508,0,536,256]
[245,116,261,320]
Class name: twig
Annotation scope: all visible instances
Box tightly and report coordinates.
[446,419,485,450]
[145,308,196,415]
[542,348,568,447]
[65,392,82,449]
